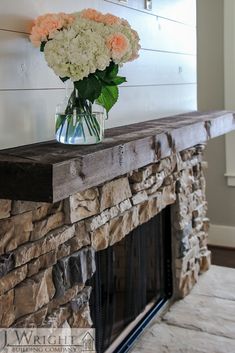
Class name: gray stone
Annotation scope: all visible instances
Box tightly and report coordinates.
[0,252,15,278]
[131,323,235,353]
[163,293,235,339]
[70,287,92,312]
[52,247,96,298]
[42,307,70,328]
[192,265,235,301]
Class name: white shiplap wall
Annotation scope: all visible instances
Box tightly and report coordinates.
[0,0,197,149]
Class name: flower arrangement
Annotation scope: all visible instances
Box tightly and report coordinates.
[30,9,140,144]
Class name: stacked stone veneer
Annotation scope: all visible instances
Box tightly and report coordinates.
[0,144,211,328]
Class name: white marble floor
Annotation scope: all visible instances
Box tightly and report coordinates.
[131,265,235,353]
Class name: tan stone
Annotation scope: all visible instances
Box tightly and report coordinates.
[14,267,55,319]
[0,289,15,327]
[109,207,139,246]
[0,199,11,219]
[129,165,153,183]
[131,191,148,205]
[0,211,33,255]
[0,265,28,295]
[200,250,211,273]
[86,199,132,232]
[153,155,176,174]
[161,184,176,207]
[12,201,47,215]
[177,270,196,298]
[30,212,65,241]
[13,307,48,328]
[49,201,64,214]
[131,175,156,193]
[27,251,57,277]
[14,225,75,267]
[202,217,210,232]
[86,207,117,232]
[48,285,82,313]
[138,195,161,225]
[57,222,90,258]
[32,204,51,222]
[91,223,110,251]
[64,188,100,223]
[100,177,132,211]
[180,148,196,161]
[70,303,93,328]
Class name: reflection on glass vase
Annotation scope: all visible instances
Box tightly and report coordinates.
[55,84,105,145]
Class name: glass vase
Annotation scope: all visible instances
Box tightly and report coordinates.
[55,83,105,145]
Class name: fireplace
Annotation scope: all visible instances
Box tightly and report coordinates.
[89,208,172,352]
[0,112,230,353]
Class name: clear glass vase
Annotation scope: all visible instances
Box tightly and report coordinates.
[55,83,105,145]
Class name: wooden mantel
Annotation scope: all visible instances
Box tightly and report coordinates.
[0,111,234,202]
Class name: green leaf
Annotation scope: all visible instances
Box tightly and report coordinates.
[96,61,119,84]
[40,41,46,52]
[60,76,69,83]
[110,76,127,85]
[74,75,102,103]
[96,85,119,113]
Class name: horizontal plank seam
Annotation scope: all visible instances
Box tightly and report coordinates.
[0,83,197,92]
[0,29,196,56]
[104,0,196,28]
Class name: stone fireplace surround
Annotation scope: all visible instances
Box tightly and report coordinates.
[0,111,234,339]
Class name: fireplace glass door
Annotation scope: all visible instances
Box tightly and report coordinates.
[88,207,172,353]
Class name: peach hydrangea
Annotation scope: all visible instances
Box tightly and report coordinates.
[30,9,140,80]
[30,12,75,47]
[80,8,104,23]
[106,33,130,62]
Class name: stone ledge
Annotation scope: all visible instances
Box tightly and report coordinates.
[0,111,233,202]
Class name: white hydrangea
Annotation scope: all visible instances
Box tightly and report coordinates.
[44,18,111,81]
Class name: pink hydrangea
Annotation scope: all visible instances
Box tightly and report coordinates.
[30,12,75,47]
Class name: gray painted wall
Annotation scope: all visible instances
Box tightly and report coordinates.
[197,0,235,227]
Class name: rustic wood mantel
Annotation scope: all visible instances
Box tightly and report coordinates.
[0,110,234,202]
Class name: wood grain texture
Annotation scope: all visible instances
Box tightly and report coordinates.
[0,110,233,202]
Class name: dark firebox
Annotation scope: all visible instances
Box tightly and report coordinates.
[88,207,172,353]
